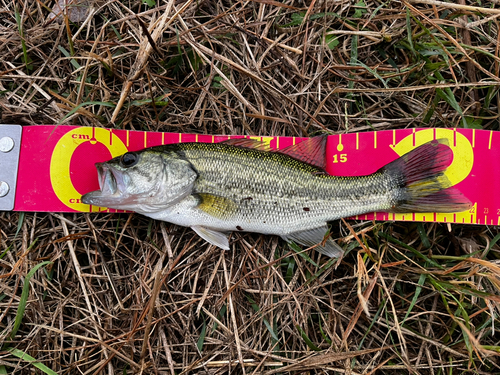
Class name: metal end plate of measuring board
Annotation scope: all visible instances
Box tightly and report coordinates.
[0,125,22,211]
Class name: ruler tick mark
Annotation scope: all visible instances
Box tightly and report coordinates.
[337,134,344,151]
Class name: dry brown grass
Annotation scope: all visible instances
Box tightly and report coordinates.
[2,0,500,373]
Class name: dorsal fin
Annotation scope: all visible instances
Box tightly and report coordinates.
[221,135,328,169]
[220,138,271,151]
[278,135,327,169]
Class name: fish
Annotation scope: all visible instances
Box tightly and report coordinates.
[81,136,470,258]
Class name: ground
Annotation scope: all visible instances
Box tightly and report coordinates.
[1,0,500,374]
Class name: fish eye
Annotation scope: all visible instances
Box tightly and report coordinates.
[120,152,139,168]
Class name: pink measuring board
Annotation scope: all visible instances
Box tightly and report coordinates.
[13,126,498,225]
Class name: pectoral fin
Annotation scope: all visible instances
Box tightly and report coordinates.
[282,225,344,258]
[192,225,230,250]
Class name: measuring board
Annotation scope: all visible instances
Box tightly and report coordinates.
[1,125,497,225]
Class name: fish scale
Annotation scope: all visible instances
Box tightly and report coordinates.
[179,144,384,228]
[82,137,470,258]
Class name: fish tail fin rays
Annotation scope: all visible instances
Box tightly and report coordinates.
[381,139,471,213]
[282,225,344,258]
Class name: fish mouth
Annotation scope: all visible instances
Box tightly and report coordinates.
[81,163,126,207]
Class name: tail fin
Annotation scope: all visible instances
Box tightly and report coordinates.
[380,139,471,213]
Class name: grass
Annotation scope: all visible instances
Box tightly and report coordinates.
[1,0,500,373]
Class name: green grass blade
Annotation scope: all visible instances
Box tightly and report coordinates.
[211,304,226,333]
[354,60,389,88]
[433,70,467,128]
[416,223,430,248]
[351,298,386,369]
[287,242,318,267]
[283,255,295,283]
[348,34,358,93]
[402,273,426,324]
[9,261,52,340]
[305,257,337,286]
[295,325,321,351]
[263,319,279,341]
[484,232,500,258]
[57,46,81,69]
[15,212,25,239]
[318,316,332,345]
[377,232,445,270]
[14,7,32,71]
[406,8,414,55]
[0,244,12,260]
[58,101,116,124]
[7,348,57,375]
[197,319,207,351]
[246,295,279,341]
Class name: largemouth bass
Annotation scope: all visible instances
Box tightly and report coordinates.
[81,136,470,258]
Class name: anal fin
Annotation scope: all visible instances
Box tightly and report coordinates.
[282,225,344,258]
[192,225,230,250]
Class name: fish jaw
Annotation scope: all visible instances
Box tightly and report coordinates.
[82,162,135,208]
